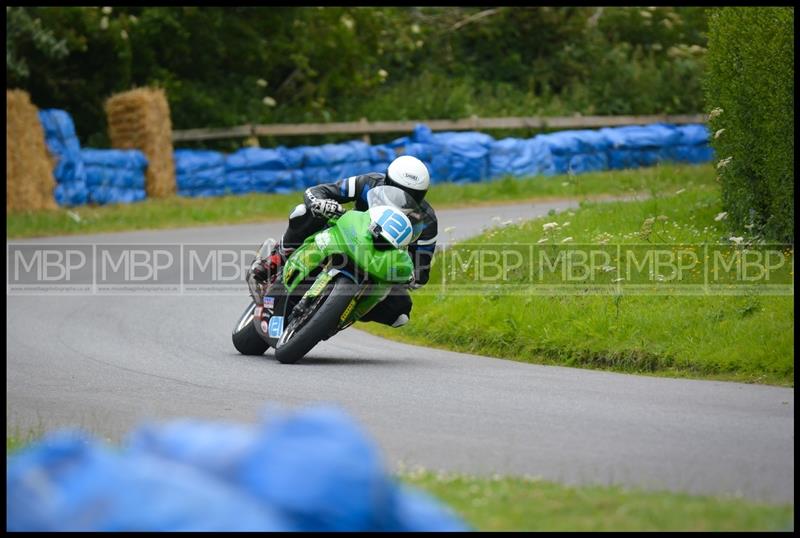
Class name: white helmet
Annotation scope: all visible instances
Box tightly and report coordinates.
[386,155,430,203]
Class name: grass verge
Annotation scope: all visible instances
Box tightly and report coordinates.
[6,164,716,239]
[399,469,794,531]
[360,178,793,386]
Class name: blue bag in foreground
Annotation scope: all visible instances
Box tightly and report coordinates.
[7,405,468,532]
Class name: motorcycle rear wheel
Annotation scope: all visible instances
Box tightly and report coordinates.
[232,301,270,355]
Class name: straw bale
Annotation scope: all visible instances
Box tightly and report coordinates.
[6,90,58,212]
[104,87,176,198]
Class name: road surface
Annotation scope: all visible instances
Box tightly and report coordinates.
[6,199,794,503]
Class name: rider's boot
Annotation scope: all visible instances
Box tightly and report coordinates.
[250,241,295,286]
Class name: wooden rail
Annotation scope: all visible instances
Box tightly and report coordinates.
[171,114,707,143]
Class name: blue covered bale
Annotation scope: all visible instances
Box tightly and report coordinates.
[532,129,613,175]
[7,430,286,531]
[250,169,306,194]
[7,406,468,532]
[567,151,610,174]
[658,124,715,164]
[174,149,226,195]
[600,123,682,150]
[223,147,293,195]
[607,148,661,170]
[299,141,371,168]
[298,141,372,188]
[538,129,612,156]
[225,147,289,172]
[599,123,682,170]
[368,144,396,165]
[431,131,493,183]
[674,123,710,146]
[659,144,715,164]
[38,109,89,206]
[81,148,148,205]
[39,109,82,157]
[489,137,553,178]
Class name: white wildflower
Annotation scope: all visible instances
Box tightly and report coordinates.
[537,238,549,244]
[561,182,570,186]
[100,16,109,30]
[601,265,616,273]
[562,221,570,227]
[708,107,724,120]
[542,222,559,232]
[256,79,268,87]
[717,156,733,169]
[67,210,81,223]
[340,15,354,30]
[675,188,686,194]
[262,96,277,107]
[415,40,424,48]
[561,237,573,243]
[714,128,725,139]
[502,220,514,226]
[129,15,138,24]
[120,29,128,40]
[444,226,456,234]
[411,23,421,34]
[378,69,388,80]
[101,6,112,15]
[612,277,625,283]
[714,211,728,222]
[729,236,744,245]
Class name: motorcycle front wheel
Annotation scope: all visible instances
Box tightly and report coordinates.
[273,275,359,364]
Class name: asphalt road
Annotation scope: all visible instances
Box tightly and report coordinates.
[6,199,794,503]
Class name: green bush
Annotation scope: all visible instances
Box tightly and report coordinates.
[8,7,709,149]
[704,7,794,243]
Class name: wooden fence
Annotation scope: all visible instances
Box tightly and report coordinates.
[171,114,707,144]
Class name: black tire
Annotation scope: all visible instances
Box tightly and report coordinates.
[273,276,358,364]
[232,302,269,355]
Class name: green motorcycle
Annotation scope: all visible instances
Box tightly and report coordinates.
[232,185,432,364]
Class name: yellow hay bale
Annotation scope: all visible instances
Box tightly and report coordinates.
[104,87,176,198]
[6,90,58,212]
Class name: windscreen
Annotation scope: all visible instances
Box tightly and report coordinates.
[366,186,432,242]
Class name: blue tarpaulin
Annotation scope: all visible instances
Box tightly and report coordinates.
[599,123,682,150]
[81,148,148,205]
[174,149,226,196]
[38,109,90,206]
[41,108,715,205]
[7,406,468,532]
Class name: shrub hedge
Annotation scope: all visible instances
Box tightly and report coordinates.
[704,7,794,243]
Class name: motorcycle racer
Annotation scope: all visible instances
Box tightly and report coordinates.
[248,155,438,328]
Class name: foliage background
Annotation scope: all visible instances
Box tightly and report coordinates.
[704,7,794,243]
[7,6,710,149]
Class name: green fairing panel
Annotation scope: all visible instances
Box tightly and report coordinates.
[334,211,414,283]
[281,236,327,292]
[283,211,414,291]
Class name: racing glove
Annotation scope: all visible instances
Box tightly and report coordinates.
[309,199,344,219]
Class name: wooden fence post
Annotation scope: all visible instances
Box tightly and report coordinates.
[359,117,371,145]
